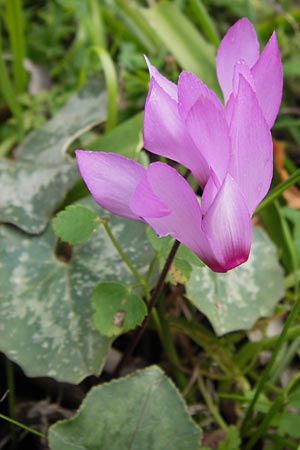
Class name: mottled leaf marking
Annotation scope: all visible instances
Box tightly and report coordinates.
[0,77,107,234]
[0,198,154,383]
[186,228,284,335]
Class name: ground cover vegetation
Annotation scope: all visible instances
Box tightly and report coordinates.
[1,1,300,449]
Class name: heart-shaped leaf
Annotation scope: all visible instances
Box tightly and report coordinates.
[185,228,284,335]
[0,77,107,234]
[48,366,201,450]
[0,198,154,382]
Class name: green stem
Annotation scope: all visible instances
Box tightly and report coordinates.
[264,433,298,450]
[240,295,300,435]
[0,413,46,439]
[87,0,106,48]
[89,46,118,131]
[0,21,24,138]
[197,374,228,432]
[255,168,300,215]
[244,394,284,450]
[189,0,219,46]
[170,316,245,382]
[101,219,149,299]
[269,336,300,384]
[113,240,181,377]
[102,219,184,382]
[261,323,300,348]
[115,0,158,52]
[5,358,16,441]
[5,0,27,93]
[157,296,187,390]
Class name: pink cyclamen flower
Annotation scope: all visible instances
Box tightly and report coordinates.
[216,17,283,128]
[75,18,282,273]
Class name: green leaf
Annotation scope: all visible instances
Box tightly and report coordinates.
[284,57,300,76]
[142,2,220,94]
[52,204,100,245]
[0,197,154,383]
[48,366,201,450]
[244,391,271,414]
[288,381,300,409]
[218,425,241,450]
[92,282,147,337]
[115,0,159,53]
[89,46,118,131]
[188,0,220,46]
[260,201,298,273]
[277,411,300,438]
[0,77,107,234]
[88,112,144,160]
[186,228,284,335]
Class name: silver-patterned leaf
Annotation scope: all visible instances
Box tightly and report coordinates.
[48,366,201,450]
[186,228,284,336]
[0,77,106,234]
[0,198,154,382]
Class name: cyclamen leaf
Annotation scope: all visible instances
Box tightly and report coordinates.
[52,204,100,245]
[88,112,144,160]
[91,282,147,337]
[186,228,284,335]
[0,197,154,383]
[0,76,107,234]
[218,426,241,450]
[48,366,202,450]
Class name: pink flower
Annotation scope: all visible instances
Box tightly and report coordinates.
[144,18,282,187]
[216,17,283,128]
[75,18,282,272]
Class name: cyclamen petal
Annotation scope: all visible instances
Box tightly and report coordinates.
[228,75,273,214]
[130,172,171,218]
[201,170,220,216]
[232,60,255,97]
[144,78,210,186]
[75,150,145,220]
[202,174,252,272]
[76,19,282,273]
[144,55,178,101]
[184,94,231,184]
[216,17,259,104]
[130,162,222,271]
[131,162,203,244]
[216,17,282,127]
[225,60,255,125]
[251,32,283,128]
[178,71,223,121]
[76,153,253,272]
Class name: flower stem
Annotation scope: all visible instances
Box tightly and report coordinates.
[101,218,184,382]
[197,373,228,432]
[255,167,300,215]
[5,358,16,442]
[0,413,46,439]
[101,219,150,299]
[244,394,284,450]
[113,240,180,377]
[157,294,187,389]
